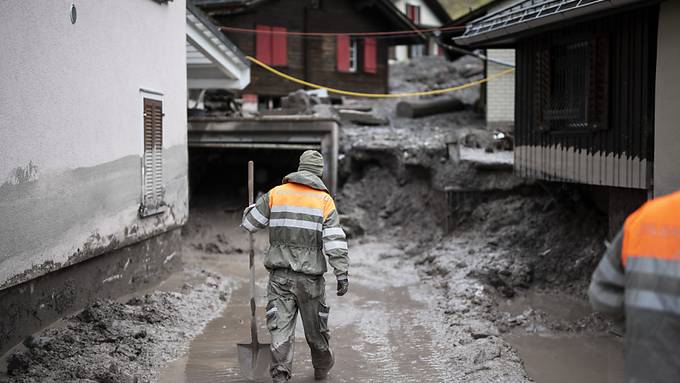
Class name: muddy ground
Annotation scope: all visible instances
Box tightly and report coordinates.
[1,56,623,382]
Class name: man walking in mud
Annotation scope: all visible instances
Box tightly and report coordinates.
[589,189,680,383]
[241,150,349,382]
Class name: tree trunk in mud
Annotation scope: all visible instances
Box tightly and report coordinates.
[396,98,467,118]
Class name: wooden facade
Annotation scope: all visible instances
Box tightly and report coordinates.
[200,0,420,97]
[514,6,658,189]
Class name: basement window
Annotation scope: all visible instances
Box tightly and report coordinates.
[535,34,609,131]
[140,97,166,217]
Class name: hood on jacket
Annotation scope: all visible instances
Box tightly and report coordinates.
[282,171,330,194]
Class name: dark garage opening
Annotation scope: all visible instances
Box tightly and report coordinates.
[188,147,306,210]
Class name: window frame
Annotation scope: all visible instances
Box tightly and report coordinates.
[348,38,359,73]
[535,33,610,133]
[139,89,166,218]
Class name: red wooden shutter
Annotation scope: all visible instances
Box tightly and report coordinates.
[406,4,420,23]
[364,38,377,74]
[256,25,272,64]
[272,27,287,66]
[336,34,350,72]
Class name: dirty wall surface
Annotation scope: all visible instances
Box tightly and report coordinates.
[0,0,188,289]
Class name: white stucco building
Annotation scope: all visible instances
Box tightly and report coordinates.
[0,0,249,354]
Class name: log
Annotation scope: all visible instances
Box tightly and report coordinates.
[396,97,466,118]
[337,109,388,126]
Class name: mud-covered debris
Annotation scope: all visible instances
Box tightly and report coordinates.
[5,277,232,382]
[337,109,387,126]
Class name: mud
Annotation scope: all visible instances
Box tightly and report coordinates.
[1,55,622,382]
[0,264,233,383]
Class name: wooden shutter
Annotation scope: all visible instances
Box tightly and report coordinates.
[141,98,164,217]
[256,25,272,65]
[272,27,288,66]
[406,4,420,24]
[364,38,377,74]
[337,34,350,72]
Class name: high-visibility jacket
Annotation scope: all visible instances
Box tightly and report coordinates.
[589,190,680,383]
[242,170,349,277]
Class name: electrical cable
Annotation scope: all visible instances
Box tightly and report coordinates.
[219,25,465,37]
[245,56,515,98]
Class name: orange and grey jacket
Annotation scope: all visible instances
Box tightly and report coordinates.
[242,170,349,278]
[589,190,680,383]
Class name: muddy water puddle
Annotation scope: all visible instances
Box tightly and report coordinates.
[501,291,624,383]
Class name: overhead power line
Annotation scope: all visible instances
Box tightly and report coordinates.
[219,25,465,38]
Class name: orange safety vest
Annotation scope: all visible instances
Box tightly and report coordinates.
[622,190,680,266]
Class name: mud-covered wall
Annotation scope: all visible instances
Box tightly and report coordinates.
[0,0,189,289]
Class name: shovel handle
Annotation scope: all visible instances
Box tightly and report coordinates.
[247,161,259,345]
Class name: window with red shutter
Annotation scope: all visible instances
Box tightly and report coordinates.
[272,27,287,66]
[337,35,350,72]
[406,4,421,24]
[364,38,377,74]
[256,25,272,65]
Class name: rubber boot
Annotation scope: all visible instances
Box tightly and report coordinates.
[314,348,334,380]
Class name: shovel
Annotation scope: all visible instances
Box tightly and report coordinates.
[237,160,271,380]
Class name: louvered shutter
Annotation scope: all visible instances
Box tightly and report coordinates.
[272,27,288,66]
[256,25,272,64]
[141,98,164,217]
[364,38,377,74]
[337,35,350,72]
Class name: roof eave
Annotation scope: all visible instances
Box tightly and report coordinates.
[455,0,658,46]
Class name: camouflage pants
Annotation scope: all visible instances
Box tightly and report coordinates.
[266,268,333,378]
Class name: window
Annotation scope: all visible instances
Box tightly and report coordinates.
[348,38,358,72]
[406,4,423,59]
[409,44,425,58]
[535,35,609,131]
[256,25,287,66]
[140,97,165,217]
[406,4,421,24]
[364,38,377,74]
[337,35,358,73]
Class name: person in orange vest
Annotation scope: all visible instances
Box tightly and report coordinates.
[589,190,680,383]
[242,150,349,382]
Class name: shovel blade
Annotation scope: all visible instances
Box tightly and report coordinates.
[237,342,272,380]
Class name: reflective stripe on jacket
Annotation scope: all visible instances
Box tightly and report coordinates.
[589,190,680,383]
[242,170,349,277]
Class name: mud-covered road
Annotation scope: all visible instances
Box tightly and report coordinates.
[158,208,528,383]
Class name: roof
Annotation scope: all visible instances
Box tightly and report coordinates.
[455,0,657,46]
[194,0,426,45]
[186,2,251,89]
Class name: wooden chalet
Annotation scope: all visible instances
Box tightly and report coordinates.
[194,0,425,105]
[455,0,680,232]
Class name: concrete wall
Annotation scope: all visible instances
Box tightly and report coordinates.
[486,48,515,128]
[654,1,680,197]
[0,0,188,289]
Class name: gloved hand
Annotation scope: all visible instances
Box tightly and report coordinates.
[336,275,349,296]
